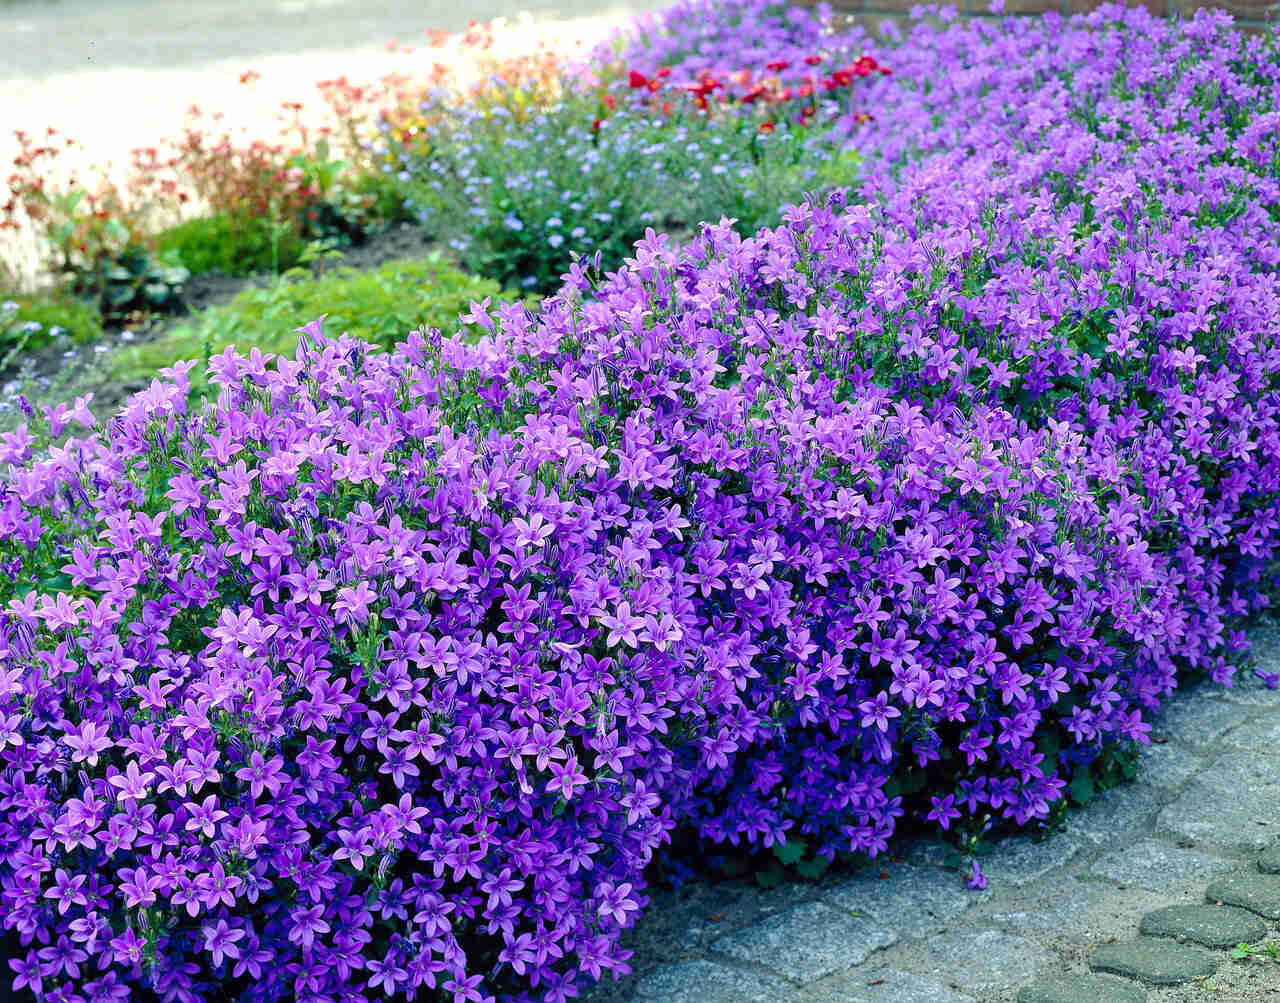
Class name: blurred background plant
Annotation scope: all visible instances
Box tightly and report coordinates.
[375,46,878,294]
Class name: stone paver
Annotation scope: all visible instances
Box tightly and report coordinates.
[917,931,1055,992]
[822,864,978,940]
[1016,973,1149,1003]
[1133,742,1203,791]
[1205,870,1280,919]
[710,901,896,985]
[1068,785,1161,845]
[1088,839,1238,894]
[1150,693,1242,749]
[1089,937,1220,985]
[1157,755,1280,852]
[1138,903,1268,948]
[972,834,1081,887]
[633,960,793,1003]
[984,878,1112,935]
[1259,840,1280,875]
[1221,715,1280,751]
[805,967,976,1003]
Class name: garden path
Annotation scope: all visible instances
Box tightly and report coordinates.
[579,616,1280,1003]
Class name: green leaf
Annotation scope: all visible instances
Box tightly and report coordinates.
[1069,771,1095,806]
[795,856,831,881]
[717,855,747,878]
[773,838,807,867]
[754,864,784,889]
[38,571,73,593]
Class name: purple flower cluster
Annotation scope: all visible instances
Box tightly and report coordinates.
[2,3,1280,1002]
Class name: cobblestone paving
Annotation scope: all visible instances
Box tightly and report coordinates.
[581,617,1280,1003]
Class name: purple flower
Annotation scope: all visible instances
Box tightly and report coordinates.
[234,750,286,800]
[202,919,245,967]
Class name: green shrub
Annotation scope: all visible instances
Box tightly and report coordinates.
[333,169,417,226]
[104,251,537,409]
[151,212,307,277]
[0,292,103,349]
[71,244,189,323]
[387,85,865,294]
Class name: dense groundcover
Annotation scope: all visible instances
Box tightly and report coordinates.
[3,3,1280,1001]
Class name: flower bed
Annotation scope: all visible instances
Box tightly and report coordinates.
[2,3,1280,1002]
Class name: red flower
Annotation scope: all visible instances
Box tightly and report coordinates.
[628,69,648,88]
[766,59,790,72]
[661,101,673,114]
[758,121,775,133]
[592,118,602,131]
[803,55,823,66]
[741,83,768,104]
[602,94,616,111]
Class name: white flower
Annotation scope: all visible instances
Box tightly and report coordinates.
[548,233,565,248]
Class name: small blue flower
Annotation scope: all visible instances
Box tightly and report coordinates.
[0,301,17,313]
[548,233,565,248]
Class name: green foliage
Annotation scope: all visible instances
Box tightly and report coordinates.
[152,212,307,277]
[1231,940,1279,962]
[390,87,867,295]
[0,294,103,362]
[70,244,189,323]
[341,169,417,225]
[105,252,537,410]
